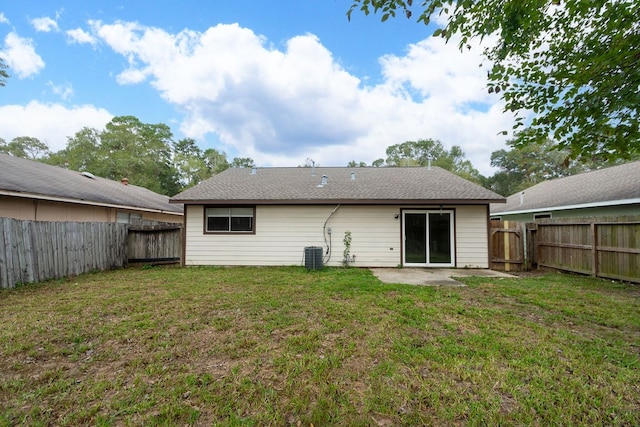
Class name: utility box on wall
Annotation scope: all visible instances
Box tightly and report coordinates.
[304,246,323,270]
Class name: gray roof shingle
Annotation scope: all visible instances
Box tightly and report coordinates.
[0,154,183,214]
[491,161,640,214]
[170,166,505,205]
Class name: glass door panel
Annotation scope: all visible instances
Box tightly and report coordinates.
[404,213,426,264]
[428,212,452,264]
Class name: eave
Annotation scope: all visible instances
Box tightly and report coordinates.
[1,189,183,216]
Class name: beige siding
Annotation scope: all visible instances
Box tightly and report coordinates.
[185,205,401,267]
[455,205,490,268]
[0,195,182,224]
[185,204,490,268]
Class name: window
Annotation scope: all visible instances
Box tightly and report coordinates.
[205,206,255,233]
[117,212,142,224]
[534,213,552,220]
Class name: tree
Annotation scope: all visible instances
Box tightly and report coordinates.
[230,157,255,168]
[383,139,482,182]
[0,57,8,87]
[172,139,230,189]
[45,127,102,171]
[347,160,367,167]
[0,137,50,159]
[348,0,640,162]
[485,138,610,196]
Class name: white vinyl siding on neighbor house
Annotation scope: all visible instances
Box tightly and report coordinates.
[184,204,490,268]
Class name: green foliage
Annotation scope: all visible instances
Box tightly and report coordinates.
[342,231,352,267]
[172,138,229,189]
[347,160,367,167]
[485,136,639,195]
[41,116,251,196]
[348,0,640,162]
[0,57,8,87]
[230,157,256,168]
[384,139,483,183]
[0,136,50,159]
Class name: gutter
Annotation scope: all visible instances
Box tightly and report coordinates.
[492,198,640,216]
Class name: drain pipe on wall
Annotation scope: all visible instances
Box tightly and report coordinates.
[323,204,340,265]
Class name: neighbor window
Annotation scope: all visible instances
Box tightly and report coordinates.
[205,206,255,233]
[117,212,142,224]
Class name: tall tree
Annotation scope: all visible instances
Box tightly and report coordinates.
[486,138,611,196]
[0,57,8,87]
[383,139,482,182]
[172,139,230,189]
[45,127,102,171]
[99,116,179,195]
[0,137,50,159]
[230,157,255,168]
[348,0,640,162]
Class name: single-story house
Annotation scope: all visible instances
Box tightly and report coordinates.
[0,153,183,224]
[169,166,506,268]
[490,161,640,222]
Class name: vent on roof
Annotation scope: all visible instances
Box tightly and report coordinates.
[251,166,257,175]
[81,171,95,179]
[350,172,355,180]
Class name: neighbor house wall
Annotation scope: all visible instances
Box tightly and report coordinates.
[184,204,490,268]
[0,195,182,224]
[492,204,640,222]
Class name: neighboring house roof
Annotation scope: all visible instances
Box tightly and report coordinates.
[0,154,183,215]
[170,166,505,205]
[491,160,640,215]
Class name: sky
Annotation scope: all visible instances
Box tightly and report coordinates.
[0,0,518,175]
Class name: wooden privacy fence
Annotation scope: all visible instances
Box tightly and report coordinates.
[490,217,640,283]
[536,217,640,283]
[490,220,528,272]
[0,218,128,289]
[127,221,182,264]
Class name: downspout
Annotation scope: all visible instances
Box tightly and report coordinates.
[323,204,340,264]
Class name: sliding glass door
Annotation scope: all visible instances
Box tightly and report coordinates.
[403,210,454,267]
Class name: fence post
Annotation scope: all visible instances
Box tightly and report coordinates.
[591,222,598,277]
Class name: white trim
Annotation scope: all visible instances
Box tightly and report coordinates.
[492,198,640,216]
[402,209,455,267]
[0,189,183,216]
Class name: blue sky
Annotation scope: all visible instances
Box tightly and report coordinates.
[0,1,515,175]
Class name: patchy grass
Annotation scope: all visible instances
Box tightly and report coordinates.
[1,266,639,426]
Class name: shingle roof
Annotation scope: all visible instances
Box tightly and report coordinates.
[0,154,183,214]
[170,166,505,205]
[491,161,640,215]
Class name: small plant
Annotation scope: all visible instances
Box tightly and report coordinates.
[343,231,352,267]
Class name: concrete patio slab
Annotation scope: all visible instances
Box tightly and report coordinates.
[369,268,516,287]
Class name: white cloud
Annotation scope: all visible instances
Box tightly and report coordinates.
[0,13,9,25]
[66,28,97,45]
[31,16,59,32]
[83,21,516,174]
[0,101,112,152]
[3,32,45,78]
[47,81,74,101]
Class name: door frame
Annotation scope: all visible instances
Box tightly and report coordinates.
[402,209,456,267]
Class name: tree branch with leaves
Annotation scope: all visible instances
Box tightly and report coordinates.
[348,0,639,162]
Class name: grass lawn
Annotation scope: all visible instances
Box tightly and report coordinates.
[1,266,639,426]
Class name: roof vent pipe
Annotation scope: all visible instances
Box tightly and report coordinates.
[251,166,257,175]
[520,191,525,205]
[321,175,328,186]
[350,172,355,180]
[121,177,129,185]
